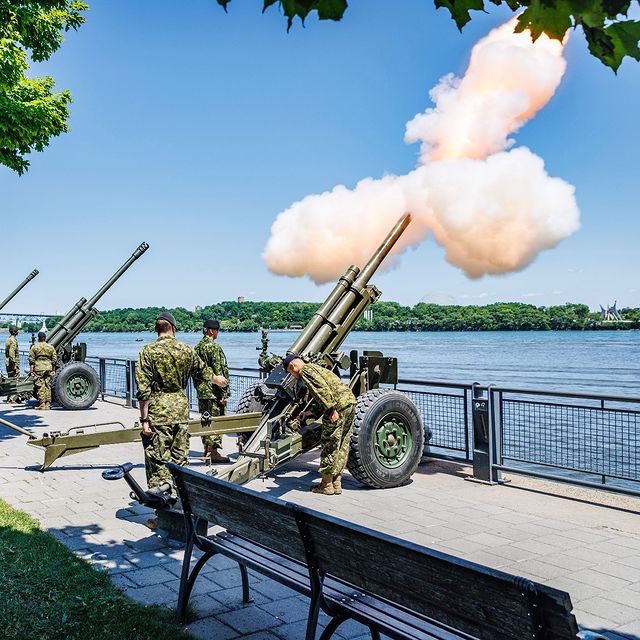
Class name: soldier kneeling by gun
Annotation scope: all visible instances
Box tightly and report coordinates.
[282,354,356,496]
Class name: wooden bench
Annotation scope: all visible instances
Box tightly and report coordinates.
[168,464,606,640]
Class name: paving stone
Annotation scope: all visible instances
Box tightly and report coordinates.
[186,593,233,619]
[258,595,311,624]
[186,616,239,640]
[126,565,177,587]
[538,551,594,572]
[503,558,568,580]
[211,585,272,607]
[603,589,640,610]
[252,579,300,601]
[614,620,640,637]
[122,549,173,569]
[568,569,631,592]
[123,583,176,607]
[591,561,640,582]
[578,597,640,625]
[487,543,539,562]
[543,577,601,603]
[165,576,222,596]
[206,567,246,589]
[218,604,282,634]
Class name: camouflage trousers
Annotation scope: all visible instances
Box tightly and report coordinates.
[143,423,189,489]
[198,399,223,449]
[33,370,53,406]
[6,365,19,402]
[318,403,355,477]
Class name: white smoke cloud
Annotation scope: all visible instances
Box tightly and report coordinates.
[263,19,580,284]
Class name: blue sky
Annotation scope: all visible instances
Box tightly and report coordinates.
[1,0,639,314]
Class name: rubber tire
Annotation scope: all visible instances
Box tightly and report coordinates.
[235,382,267,444]
[235,382,267,415]
[347,389,425,489]
[52,361,100,410]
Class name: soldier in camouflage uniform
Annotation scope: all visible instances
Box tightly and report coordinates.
[5,325,20,403]
[194,319,231,463]
[29,332,57,410]
[284,355,356,496]
[136,312,221,494]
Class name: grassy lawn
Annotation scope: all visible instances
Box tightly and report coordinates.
[0,498,193,640]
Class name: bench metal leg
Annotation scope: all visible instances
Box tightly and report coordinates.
[304,591,322,640]
[177,544,215,621]
[239,564,253,604]
[319,615,348,640]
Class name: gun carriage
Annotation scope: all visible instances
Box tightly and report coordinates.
[0,244,148,410]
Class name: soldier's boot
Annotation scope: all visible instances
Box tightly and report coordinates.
[332,474,342,495]
[311,474,335,495]
[209,449,230,463]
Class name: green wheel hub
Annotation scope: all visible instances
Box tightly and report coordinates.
[373,412,413,469]
[65,373,93,401]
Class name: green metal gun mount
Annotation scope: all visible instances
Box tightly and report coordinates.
[0,243,149,410]
[0,269,39,313]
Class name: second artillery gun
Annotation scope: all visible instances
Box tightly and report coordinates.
[0,243,149,410]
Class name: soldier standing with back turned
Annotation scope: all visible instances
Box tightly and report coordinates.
[5,325,20,404]
[194,319,231,463]
[283,354,356,496]
[136,312,223,496]
[29,331,57,410]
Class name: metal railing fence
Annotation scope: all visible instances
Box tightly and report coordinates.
[13,352,639,496]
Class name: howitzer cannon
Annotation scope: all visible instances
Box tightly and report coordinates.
[22,216,429,498]
[0,243,148,410]
[0,269,39,312]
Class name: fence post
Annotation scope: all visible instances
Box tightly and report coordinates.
[99,358,107,400]
[470,383,500,484]
[126,359,137,409]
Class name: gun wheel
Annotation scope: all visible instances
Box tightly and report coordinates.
[53,362,100,410]
[235,382,267,444]
[347,389,425,489]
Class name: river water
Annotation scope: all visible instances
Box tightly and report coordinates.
[17,330,640,397]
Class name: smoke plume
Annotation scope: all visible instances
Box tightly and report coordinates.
[263,19,580,284]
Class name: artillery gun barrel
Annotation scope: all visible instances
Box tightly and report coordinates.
[289,265,360,355]
[299,213,412,355]
[0,269,39,312]
[46,242,149,351]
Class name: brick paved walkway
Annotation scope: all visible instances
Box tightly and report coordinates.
[1,400,638,639]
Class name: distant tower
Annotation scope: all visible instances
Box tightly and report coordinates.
[40,319,48,333]
[364,309,373,322]
[237,296,246,303]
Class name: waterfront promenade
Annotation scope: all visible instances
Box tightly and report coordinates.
[0,400,638,639]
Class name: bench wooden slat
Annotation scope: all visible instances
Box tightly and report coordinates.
[178,471,307,564]
[300,510,578,640]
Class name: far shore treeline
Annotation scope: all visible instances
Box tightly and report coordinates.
[5,302,640,334]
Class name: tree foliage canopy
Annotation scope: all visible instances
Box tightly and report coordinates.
[0,1,87,174]
[217,0,640,71]
[9,301,638,334]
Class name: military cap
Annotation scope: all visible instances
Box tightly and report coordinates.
[203,319,220,330]
[37,331,46,340]
[9,325,18,333]
[282,353,300,370]
[157,311,177,328]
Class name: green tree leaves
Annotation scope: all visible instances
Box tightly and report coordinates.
[0,1,88,174]
[216,0,640,71]
[217,0,348,29]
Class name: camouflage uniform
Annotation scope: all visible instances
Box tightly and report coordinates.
[136,336,213,489]
[194,336,231,449]
[5,334,20,402]
[300,363,356,477]
[29,342,57,407]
